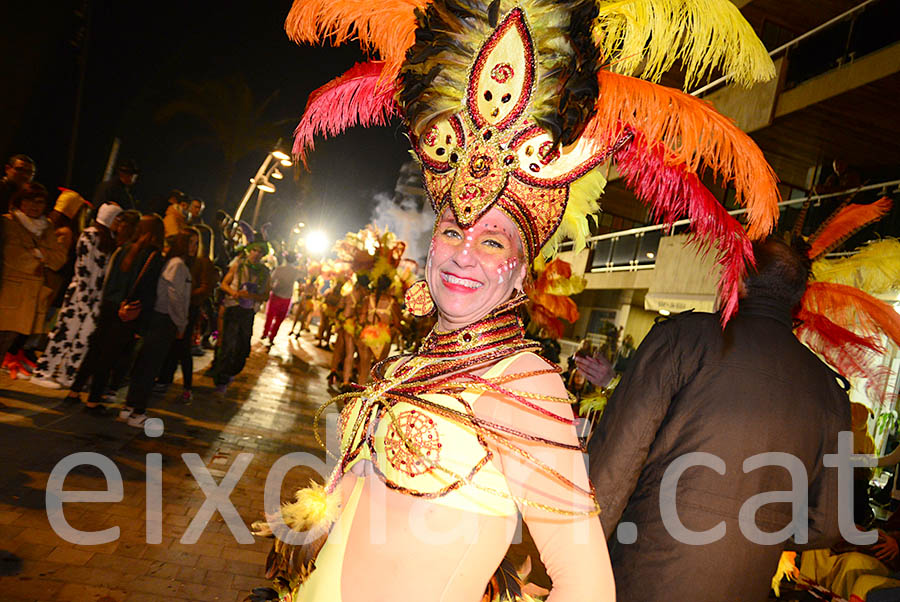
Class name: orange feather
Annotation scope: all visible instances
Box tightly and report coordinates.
[803,281,900,348]
[807,197,893,260]
[586,70,779,240]
[285,0,429,80]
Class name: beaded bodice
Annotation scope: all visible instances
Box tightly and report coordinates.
[316,296,599,517]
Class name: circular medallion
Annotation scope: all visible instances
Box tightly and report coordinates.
[539,141,561,165]
[490,63,515,83]
[384,410,442,477]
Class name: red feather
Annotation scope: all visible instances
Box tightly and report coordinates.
[807,196,893,260]
[795,308,892,405]
[293,61,400,166]
[588,70,780,240]
[798,281,900,405]
[615,128,753,324]
[803,281,900,348]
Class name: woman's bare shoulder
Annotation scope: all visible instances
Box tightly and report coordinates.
[501,351,566,395]
[475,351,571,423]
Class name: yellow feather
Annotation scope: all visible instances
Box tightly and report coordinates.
[593,0,776,88]
[279,481,340,537]
[812,239,900,295]
[771,551,799,597]
[542,166,607,258]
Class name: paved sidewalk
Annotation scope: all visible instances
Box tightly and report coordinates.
[0,324,550,601]
[0,326,337,602]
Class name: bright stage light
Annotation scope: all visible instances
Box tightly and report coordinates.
[272,150,290,161]
[306,230,329,255]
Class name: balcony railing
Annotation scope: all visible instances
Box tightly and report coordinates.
[568,179,900,274]
[691,0,899,97]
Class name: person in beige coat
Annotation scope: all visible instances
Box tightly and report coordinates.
[0,183,67,360]
[163,190,187,239]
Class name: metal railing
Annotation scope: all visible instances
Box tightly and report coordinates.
[691,0,891,97]
[570,179,900,273]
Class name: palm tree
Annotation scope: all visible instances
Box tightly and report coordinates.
[155,74,290,211]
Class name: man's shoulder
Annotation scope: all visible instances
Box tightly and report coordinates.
[651,309,721,337]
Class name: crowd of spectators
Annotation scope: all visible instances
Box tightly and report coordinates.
[0,153,271,427]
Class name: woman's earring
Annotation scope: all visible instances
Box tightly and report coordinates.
[405,280,435,317]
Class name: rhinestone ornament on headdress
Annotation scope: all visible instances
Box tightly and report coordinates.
[288,0,783,322]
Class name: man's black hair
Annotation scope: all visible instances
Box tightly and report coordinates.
[744,236,811,309]
[117,159,139,174]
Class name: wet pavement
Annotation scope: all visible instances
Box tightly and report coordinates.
[0,321,547,601]
[0,323,338,602]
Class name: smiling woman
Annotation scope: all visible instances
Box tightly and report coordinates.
[427,208,526,330]
[252,0,784,600]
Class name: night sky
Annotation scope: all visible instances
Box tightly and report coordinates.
[4,0,411,244]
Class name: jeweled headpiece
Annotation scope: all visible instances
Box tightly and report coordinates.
[288,0,782,320]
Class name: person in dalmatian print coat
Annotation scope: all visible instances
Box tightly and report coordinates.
[30,203,123,389]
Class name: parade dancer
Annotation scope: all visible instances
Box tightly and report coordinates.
[251,0,781,599]
[212,240,270,392]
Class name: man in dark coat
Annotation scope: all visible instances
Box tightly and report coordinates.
[0,154,36,214]
[93,159,139,210]
[587,237,851,602]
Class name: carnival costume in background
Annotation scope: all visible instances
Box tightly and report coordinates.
[263,256,304,345]
[354,227,406,383]
[315,262,349,349]
[250,0,783,600]
[68,216,165,412]
[526,256,586,339]
[212,240,271,390]
[32,203,123,389]
[290,261,320,337]
[786,196,900,407]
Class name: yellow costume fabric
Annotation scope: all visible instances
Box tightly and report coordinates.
[294,477,365,602]
[801,549,900,600]
[294,351,581,601]
[339,353,522,517]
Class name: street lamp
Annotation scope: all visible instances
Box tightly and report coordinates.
[250,162,280,226]
[256,178,276,194]
[305,229,329,256]
[234,147,292,225]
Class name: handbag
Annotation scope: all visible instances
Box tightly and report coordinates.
[118,251,157,322]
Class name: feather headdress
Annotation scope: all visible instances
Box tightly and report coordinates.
[286,0,781,321]
[793,199,900,405]
[812,238,900,293]
[807,196,892,260]
[333,224,407,282]
[526,256,586,338]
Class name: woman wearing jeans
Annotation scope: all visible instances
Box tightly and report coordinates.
[119,233,192,427]
[156,227,216,402]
